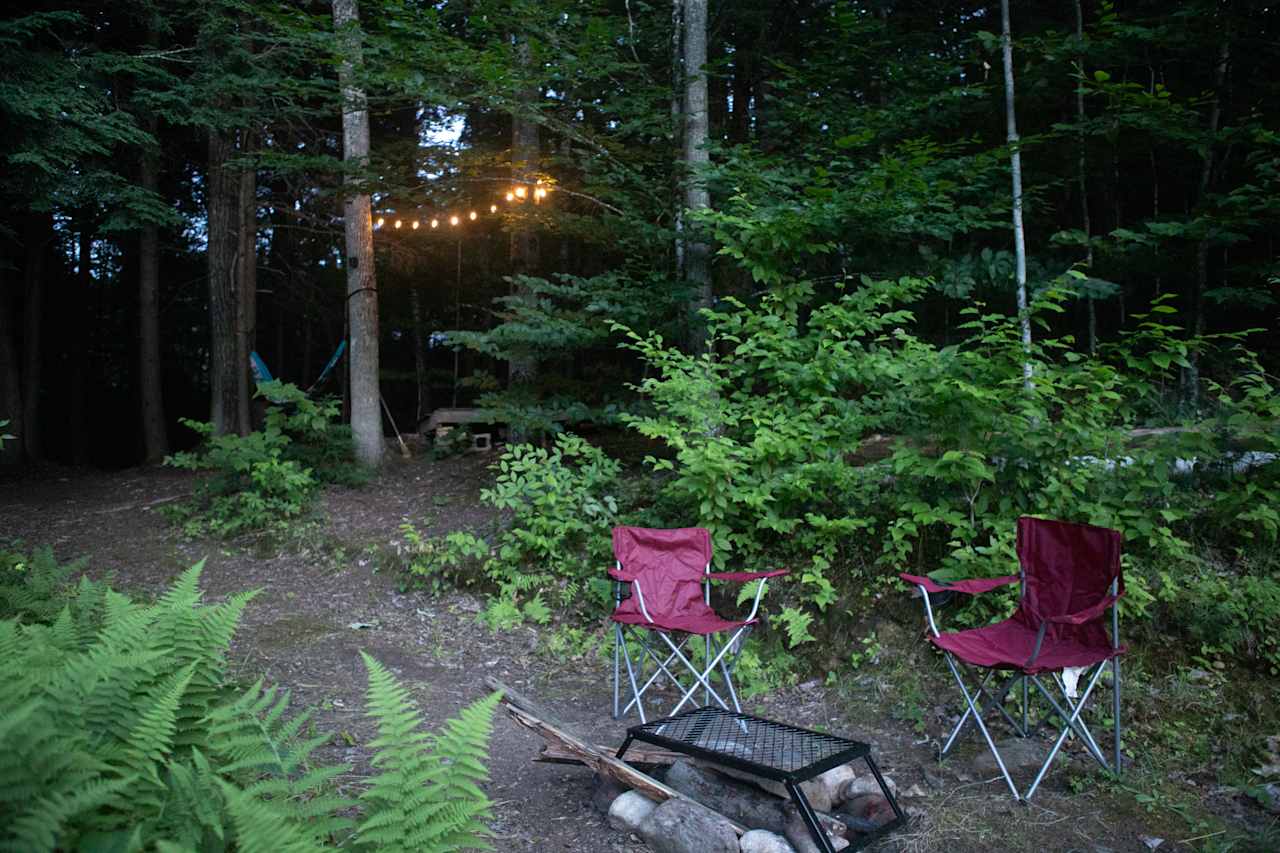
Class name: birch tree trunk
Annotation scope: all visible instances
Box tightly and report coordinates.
[333,0,382,467]
[207,126,242,436]
[682,0,711,353]
[1000,0,1034,389]
[139,121,168,461]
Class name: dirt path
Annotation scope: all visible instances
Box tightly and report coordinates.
[1,459,1270,852]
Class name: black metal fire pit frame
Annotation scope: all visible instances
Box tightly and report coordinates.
[616,706,905,853]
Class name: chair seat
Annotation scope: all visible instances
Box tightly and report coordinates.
[930,618,1125,674]
[611,605,754,635]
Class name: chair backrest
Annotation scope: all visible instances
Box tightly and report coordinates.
[1016,516,1123,624]
[612,526,712,619]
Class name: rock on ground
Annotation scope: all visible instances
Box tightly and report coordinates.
[739,829,796,853]
[638,798,740,853]
[608,790,658,834]
[970,737,1048,774]
[840,771,897,801]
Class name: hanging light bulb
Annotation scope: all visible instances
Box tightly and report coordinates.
[505,191,514,202]
[412,220,420,229]
[469,210,477,220]
[375,217,385,228]
[490,204,498,213]
[534,187,547,201]
[449,215,459,226]
[514,185,527,199]
[431,218,439,228]
[394,219,402,229]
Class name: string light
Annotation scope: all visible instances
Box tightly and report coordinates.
[412,220,420,229]
[371,190,552,237]
[534,187,547,201]
[449,215,459,226]
[394,219,402,229]
[469,210,477,220]
[514,185,527,199]
[490,204,498,213]
[505,191,514,202]
[431,218,439,228]
[375,217,385,228]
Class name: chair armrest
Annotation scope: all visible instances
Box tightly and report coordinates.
[608,566,639,582]
[708,569,789,582]
[899,573,1019,595]
[1045,592,1123,625]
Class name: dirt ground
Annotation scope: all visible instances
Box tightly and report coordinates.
[2,456,1275,853]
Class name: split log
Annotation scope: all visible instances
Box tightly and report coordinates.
[536,742,686,766]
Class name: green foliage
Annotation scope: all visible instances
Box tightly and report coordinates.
[619,275,1279,667]
[358,655,499,853]
[164,382,362,537]
[0,544,86,624]
[0,547,499,852]
[403,433,622,621]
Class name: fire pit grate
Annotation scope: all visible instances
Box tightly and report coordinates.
[616,706,905,853]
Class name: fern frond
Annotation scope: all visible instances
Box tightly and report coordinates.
[356,653,498,853]
[2,776,134,853]
[218,780,329,853]
[118,663,196,781]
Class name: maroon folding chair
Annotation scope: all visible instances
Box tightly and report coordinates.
[610,526,787,723]
[901,516,1125,801]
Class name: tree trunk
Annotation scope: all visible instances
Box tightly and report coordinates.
[1000,0,1034,389]
[67,220,92,464]
[207,126,242,436]
[333,0,382,467]
[671,0,685,280]
[1182,37,1229,411]
[20,214,51,461]
[683,0,711,352]
[508,34,540,402]
[139,122,168,463]
[0,267,21,465]
[1073,0,1096,355]
[410,287,428,422]
[237,131,257,434]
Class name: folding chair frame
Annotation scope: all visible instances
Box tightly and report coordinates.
[611,560,771,724]
[911,574,1123,802]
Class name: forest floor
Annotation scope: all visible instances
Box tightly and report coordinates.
[2,453,1276,853]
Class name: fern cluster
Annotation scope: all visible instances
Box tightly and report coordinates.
[0,548,500,852]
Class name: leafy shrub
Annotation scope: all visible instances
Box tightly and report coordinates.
[165,381,363,536]
[403,433,622,622]
[617,275,1279,666]
[0,547,498,852]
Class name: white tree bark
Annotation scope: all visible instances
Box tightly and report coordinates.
[333,0,382,467]
[1001,0,1034,389]
[682,0,711,352]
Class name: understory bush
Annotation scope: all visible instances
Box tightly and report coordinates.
[402,432,624,626]
[0,546,498,852]
[615,275,1279,667]
[164,381,366,536]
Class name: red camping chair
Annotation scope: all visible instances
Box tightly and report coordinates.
[610,526,787,723]
[901,516,1125,801]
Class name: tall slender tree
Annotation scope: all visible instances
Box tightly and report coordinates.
[682,0,711,352]
[138,115,167,462]
[333,0,383,467]
[1001,0,1034,389]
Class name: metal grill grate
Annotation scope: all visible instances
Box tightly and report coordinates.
[627,706,869,782]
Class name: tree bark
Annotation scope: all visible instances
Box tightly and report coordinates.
[1182,37,1229,411]
[410,286,428,422]
[67,220,92,463]
[0,267,21,466]
[237,130,257,434]
[138,120,168,463]
[20,214,51,461]
[682,0,711,353]
[1000,0,1034,389]
[1073,0,1096,355]
[333,0,382,467]
[508,35,540,399]
[207,126,243,436]
[671,0,685,280]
